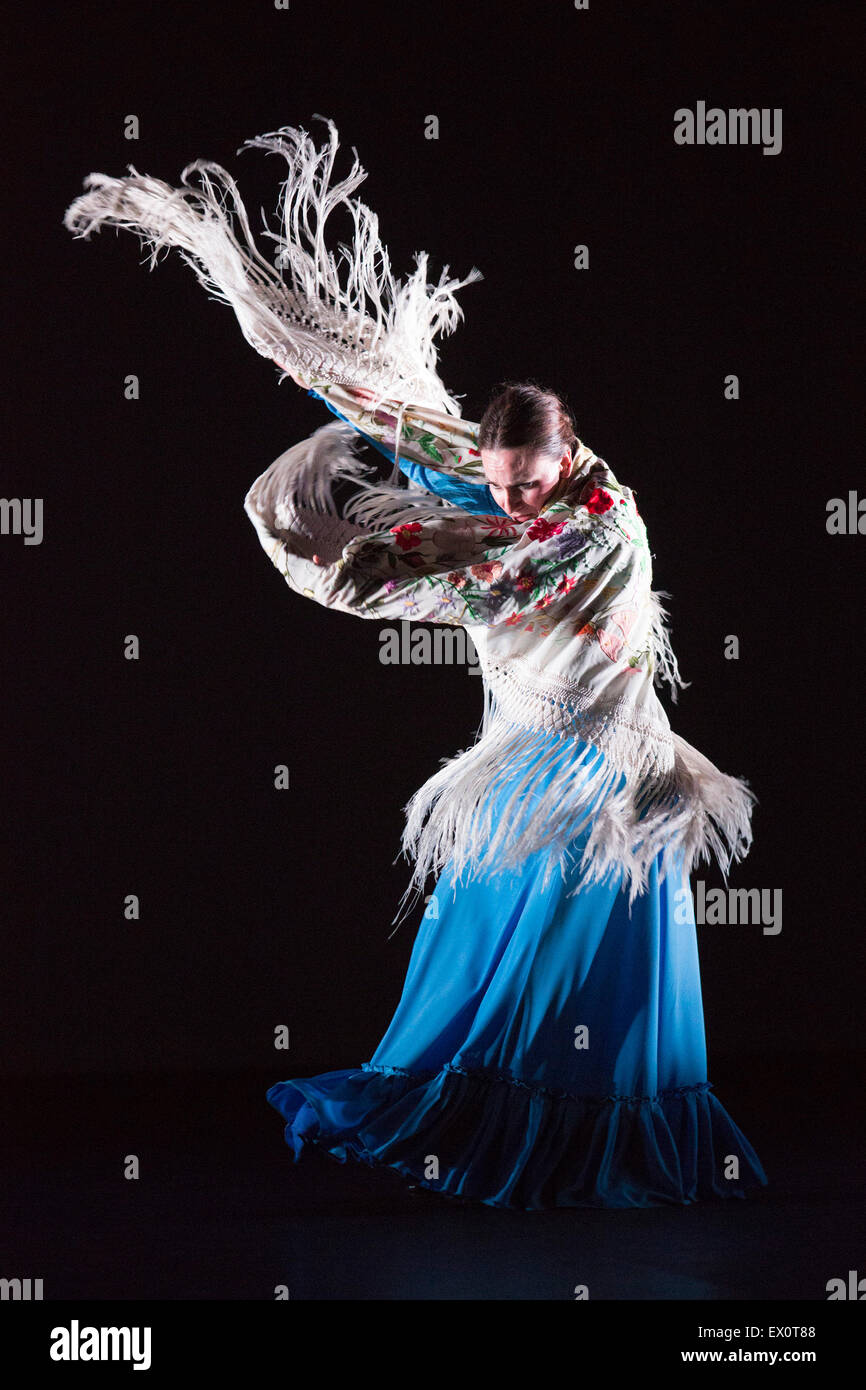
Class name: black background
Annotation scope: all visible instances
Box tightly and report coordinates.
[2,0,864,1294]
[3,0,863,1313]
[5,0,860,1079]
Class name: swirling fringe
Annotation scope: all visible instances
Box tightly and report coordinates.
[64,116,482,412]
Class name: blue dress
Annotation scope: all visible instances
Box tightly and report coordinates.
[265,390,769,1210]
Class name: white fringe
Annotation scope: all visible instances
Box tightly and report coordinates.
[63,115,483,413]
[247,418,458,542]
[251,420,372,519]
[400,713,755,914]
[647,589,689,701]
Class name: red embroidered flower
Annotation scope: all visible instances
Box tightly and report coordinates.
[391,522,423,551]
[446,570,468,588]
[583,487,614,515]
[526,517,567,541]
[556,576,578,594]
[515,573,535,592]
[534,594,554,609]
[505,613,523,626]
[480,515,519,538]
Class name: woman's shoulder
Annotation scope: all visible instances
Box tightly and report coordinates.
[554,456,633,517]
[544,456,650,558]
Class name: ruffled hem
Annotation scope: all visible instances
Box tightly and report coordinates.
[266,1060,768,1211]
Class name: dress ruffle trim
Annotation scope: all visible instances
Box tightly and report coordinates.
[266,1060,768,1211]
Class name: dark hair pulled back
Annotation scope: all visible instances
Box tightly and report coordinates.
[477,380,578,461]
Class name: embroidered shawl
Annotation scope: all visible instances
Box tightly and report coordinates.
[63,116,755,906]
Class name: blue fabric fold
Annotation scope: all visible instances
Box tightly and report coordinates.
[307,386,507,515]
[267,729,768,1211]
[267,1065,766,1210]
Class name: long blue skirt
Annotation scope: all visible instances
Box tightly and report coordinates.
[267,731,768,1210]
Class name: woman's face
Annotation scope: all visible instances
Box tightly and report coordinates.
[481,446,572,519]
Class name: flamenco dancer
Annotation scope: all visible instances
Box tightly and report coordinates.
[64,117,768,1210]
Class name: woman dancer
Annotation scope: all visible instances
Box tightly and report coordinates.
[64,118,768,1209]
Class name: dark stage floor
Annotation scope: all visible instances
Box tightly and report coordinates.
[2,1052,862,1302]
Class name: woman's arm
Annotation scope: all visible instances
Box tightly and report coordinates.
[245,463,488,626]
[245,437,615,633]
[281,367,506,516]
